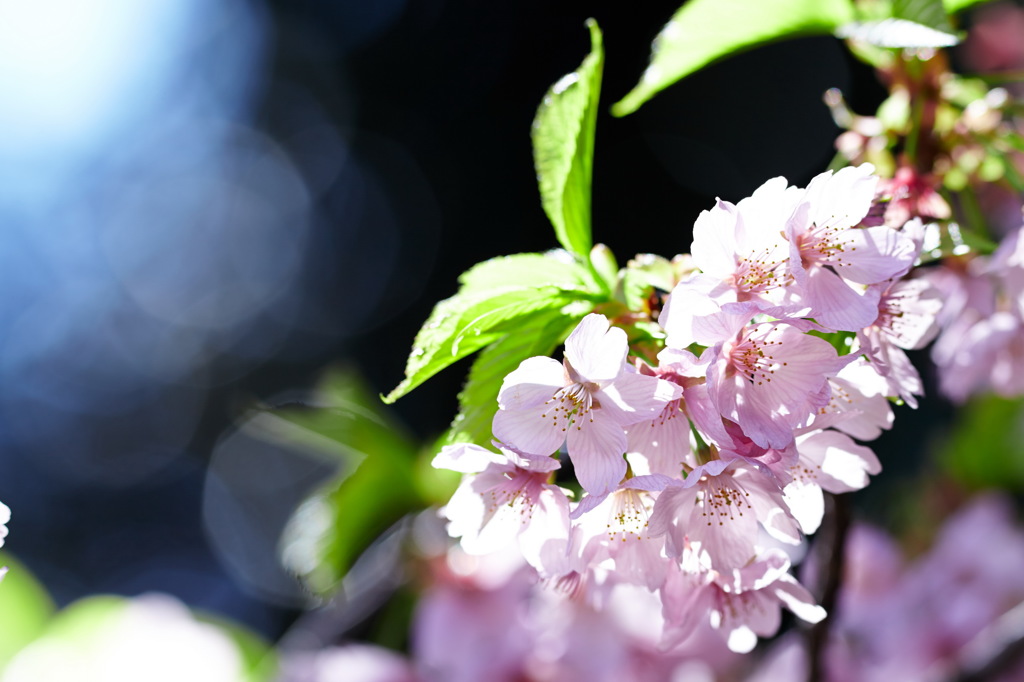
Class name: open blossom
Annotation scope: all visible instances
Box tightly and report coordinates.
[570,475,675,591]
[782,429,881,534]
[648,459,800,573]
[625,349,705,477]
[855,277,942,408]
[660,548,824,654]
[688,176,801,311]
[432,443,570,569]
[811,357,894,441]
[786,164,918,331]
[927,225,1024,401]
[493,313,681,495]
[695,311,849,449]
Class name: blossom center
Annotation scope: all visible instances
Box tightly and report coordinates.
[799,221,855,268]
[727,333,784,386]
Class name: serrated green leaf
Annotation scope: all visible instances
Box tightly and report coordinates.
[444,312,581,449]
[532,19,603,257]
[458,251,594,291]
[385,253,605,404]
[383,294,506,405]
[451,287,582,355]
[612,0,854,117]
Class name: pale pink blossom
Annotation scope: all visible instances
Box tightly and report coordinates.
[570,475,675,590]
[624,350,704,477]
[493,313,681,495]
[811,357,894,441]
[782,429,881,534]
[648,459,800,573]
[855,277,942,407]
[688,177,801,310]
[786,165,918,331]
[660,548,824,653]
[432,443,570,566]
[413,561,536,682]
[702,316,849,449]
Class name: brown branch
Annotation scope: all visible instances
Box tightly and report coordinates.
[805,492,852,682]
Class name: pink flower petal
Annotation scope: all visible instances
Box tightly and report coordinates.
[566,415,628,495]
[564,313,627,382]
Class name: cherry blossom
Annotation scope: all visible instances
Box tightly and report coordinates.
[648,459,800,573]
[702,316,849,449]
[786,165,918,331]
[855,277,942,407]
[493,313,681,495]
[432,443,570,564]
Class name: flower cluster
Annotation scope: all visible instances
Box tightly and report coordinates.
[926,224,1024,401]
[432,164,941,656]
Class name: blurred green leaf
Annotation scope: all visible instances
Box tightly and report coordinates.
[35,595,127,646]
[267,372,416,467]
[2,595,272,679]
[532,19,603,257]
[942,0,994,15]
[444,310,582,449]
[272,369,420,595]
[195,611,277,682]
[893,0,954,32]
[588,244,619,295]
[0,554,56,668]
[836,0,959,47]
[612,0,854,116]
[941,394,1024,490]
[384,253,601,404]
[836,17,959,47]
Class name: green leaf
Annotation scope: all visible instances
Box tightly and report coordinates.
[0,554,56,668]
[532,19,603,257]
[612,0,854,117]
[459,250,595,291]
[384,253,601,404]
[285,457,419,595]
[444,311,582,448]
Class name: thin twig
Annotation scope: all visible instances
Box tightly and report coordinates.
[806,493,852,682]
